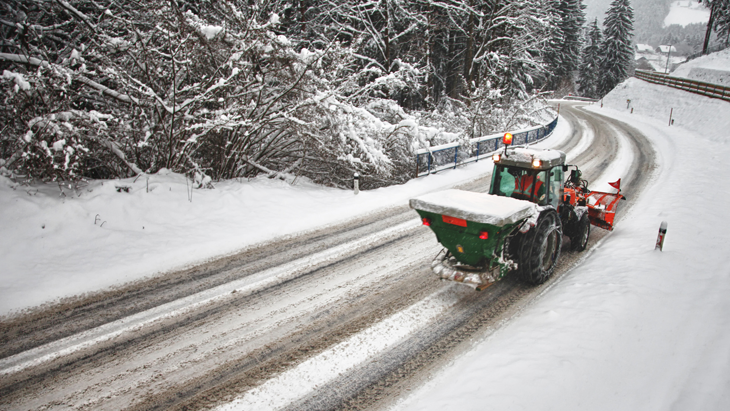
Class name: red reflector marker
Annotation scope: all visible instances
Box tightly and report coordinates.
[479,231,489,240]
[422,217,431,226]
[442,215,467,227]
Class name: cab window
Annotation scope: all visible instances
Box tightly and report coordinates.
[490,165,549,205]
[548,166,564,208]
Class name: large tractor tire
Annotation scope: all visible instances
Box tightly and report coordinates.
[518,210,562,285]
[570,213,590,252]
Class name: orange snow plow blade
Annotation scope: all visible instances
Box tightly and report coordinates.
[585,190,625,231]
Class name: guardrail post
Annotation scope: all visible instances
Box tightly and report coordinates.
[668,108,673,126]
[453,146,458,170]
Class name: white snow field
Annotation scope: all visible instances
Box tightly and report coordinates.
[664,1,710,27]
[671,47,730,85]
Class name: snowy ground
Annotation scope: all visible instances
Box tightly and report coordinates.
[671,47,730,85]
[664,1,710,27]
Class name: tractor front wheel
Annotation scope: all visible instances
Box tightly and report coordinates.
[570,213,590,252]
[518,210,562,285]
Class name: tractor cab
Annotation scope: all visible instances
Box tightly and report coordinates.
[489,147,566,209]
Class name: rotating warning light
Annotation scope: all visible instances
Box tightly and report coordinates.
[502,132,513,145]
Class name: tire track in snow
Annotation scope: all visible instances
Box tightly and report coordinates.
[0,218,421,377]
[213,287,467,411]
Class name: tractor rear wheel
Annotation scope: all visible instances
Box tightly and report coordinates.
[570,213,590,252]
[518,210,562,285]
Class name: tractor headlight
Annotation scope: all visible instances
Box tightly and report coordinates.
[532,158,542,168]
[492,154,501,163]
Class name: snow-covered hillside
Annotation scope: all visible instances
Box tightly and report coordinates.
[671,47,730,85]
[391,51,730,411]
[664,0,710,27]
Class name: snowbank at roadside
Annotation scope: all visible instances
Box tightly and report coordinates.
[671,47,730,85]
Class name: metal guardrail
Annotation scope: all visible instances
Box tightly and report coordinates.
[562,95,599,102]
[634,70,730,103]
[415,117,558,177]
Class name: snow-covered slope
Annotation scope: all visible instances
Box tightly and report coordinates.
[671,47,730,85]
[664,0,710,27]
[392,52,730,411]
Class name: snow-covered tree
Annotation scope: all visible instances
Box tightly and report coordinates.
[544,0,586,92]
[598,0,634,97]
[0,0,559,189]
[577,19,603,99]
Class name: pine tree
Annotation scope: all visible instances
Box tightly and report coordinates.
[577,19,602,98]
[598,0,634,96]
[544,0,586,91]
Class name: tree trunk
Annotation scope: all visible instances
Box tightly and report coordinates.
[703,2,717,55]
[464,7,474,99]
[384,0,391,71]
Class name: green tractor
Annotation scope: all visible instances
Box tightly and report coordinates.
[410,140,623,290]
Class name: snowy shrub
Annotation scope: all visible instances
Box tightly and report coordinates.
[0,0,556,189]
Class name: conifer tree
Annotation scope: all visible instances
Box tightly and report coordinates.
[544,0,586,91]
[598,0,634,96]
[578,19,602,98]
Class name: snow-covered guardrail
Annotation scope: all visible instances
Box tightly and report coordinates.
[415,117,558,177]
[634,70,730,103]
[562,95,599,102]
